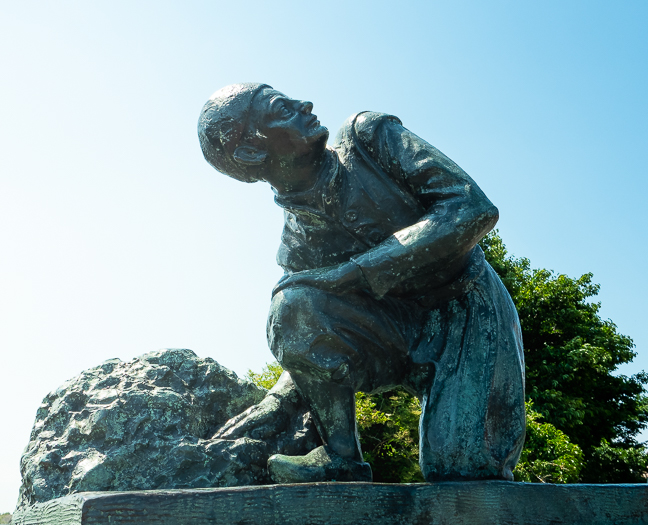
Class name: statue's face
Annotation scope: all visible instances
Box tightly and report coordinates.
[250,88,329,158]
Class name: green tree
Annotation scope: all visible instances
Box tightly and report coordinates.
[514,402,584,483]
[355,389,424,482]
[246,361,283,390]
[581,439,648,483]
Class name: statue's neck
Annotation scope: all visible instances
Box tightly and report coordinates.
[268,146,332,196]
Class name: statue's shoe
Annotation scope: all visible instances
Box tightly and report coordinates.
[267,446,372,483]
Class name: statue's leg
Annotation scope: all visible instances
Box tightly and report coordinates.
[417,264,526,481]
[289,375,362,461]
[266,285,414,482]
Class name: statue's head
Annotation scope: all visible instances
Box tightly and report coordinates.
[198,83,329,184]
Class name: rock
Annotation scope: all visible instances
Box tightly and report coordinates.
[17,349,320,511]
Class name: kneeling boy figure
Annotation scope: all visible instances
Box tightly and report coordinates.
[198,83,525,483]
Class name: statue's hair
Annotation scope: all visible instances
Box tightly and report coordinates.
[197,83,271,183]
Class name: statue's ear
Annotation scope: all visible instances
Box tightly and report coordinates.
[233,145,267,166]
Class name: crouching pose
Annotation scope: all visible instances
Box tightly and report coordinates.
[198,83,525,483]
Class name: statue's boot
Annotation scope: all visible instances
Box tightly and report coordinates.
[268,445,372,483]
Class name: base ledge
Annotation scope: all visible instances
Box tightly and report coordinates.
[13,481,648,525]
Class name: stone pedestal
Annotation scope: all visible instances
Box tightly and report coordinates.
[12,481,648,525]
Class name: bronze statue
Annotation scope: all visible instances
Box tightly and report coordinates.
[198,83,526,483]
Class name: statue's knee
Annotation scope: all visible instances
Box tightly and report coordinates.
[268,286,324,363]
[268,287,356,385]
[269,286,331,333]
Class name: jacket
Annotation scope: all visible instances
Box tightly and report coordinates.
[275,111,499,302]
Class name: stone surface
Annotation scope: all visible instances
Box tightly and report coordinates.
[13,482,648,525]
[17,349,320,511]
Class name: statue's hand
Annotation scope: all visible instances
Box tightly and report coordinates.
[272,261,367,297]
[213,372,300,441]
[213,393,285,441]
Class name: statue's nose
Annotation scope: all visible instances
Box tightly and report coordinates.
[299,100,313,114]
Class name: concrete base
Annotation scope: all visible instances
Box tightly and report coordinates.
[12,481,648,525]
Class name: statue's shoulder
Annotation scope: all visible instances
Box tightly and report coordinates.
[333,111,402,151]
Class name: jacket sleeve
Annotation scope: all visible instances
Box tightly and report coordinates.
[350,115,499,299]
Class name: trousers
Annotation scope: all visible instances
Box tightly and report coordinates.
[267,257,526,481]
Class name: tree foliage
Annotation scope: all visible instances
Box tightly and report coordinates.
[355,389,424,482]
[514,402,584,483]
[245,361,283,390]
[581,439,648,483]
[247,232,648,483]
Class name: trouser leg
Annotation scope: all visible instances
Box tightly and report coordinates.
[417,266,526,481]
[289,374,362,461]
[267,286,416,464]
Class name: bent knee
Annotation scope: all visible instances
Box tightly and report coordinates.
[267,286,330,363]
[269,285,330,330]
[267,286,361,385]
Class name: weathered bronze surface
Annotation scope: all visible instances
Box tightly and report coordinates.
[198,84,526,483]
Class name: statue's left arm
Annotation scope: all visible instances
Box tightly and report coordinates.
[350,116,499,299]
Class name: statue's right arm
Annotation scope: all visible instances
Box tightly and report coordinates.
[351,117,499,299]
[213,371,301,440]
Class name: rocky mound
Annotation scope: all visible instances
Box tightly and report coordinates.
[17,349,319,510]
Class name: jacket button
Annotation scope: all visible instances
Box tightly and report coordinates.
[345,210,358,222]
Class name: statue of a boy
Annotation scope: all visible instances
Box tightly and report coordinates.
[198,83,525,483]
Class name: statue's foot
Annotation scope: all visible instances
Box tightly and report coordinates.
[502,467,514,481]
[267,446,372,483]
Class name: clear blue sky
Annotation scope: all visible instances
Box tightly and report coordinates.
[1,0,646,511]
